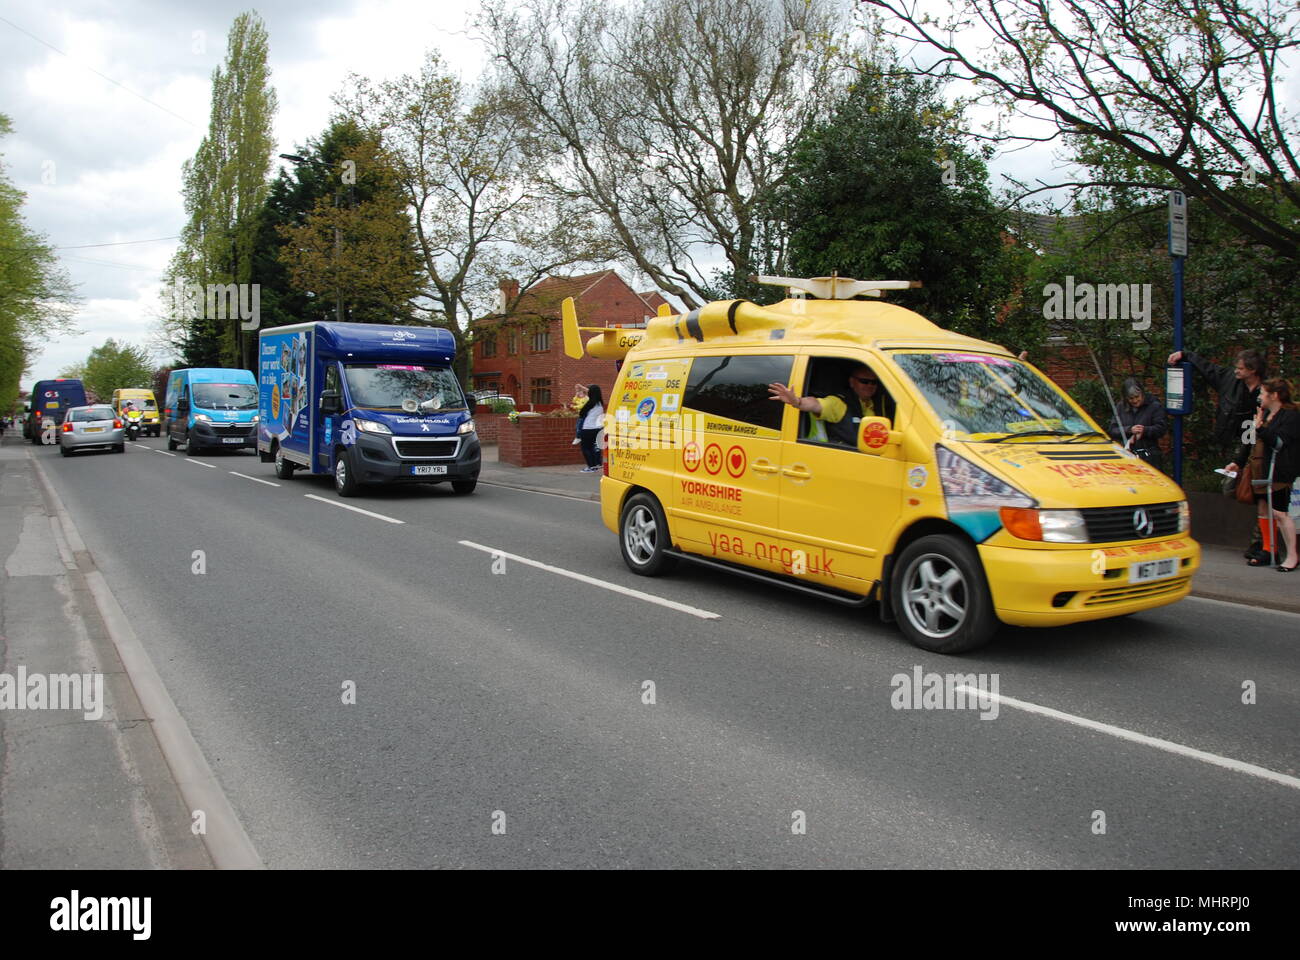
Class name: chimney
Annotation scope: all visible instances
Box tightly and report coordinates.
[496,278,520,314]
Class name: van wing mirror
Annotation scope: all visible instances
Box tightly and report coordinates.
[857,416,902,455]
[320,390,342,414]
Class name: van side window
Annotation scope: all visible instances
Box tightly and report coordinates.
[325,366,340,394]
[683,355,793,433]
[799,356,896,448]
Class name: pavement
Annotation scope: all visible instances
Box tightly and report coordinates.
[474,443,1300,615]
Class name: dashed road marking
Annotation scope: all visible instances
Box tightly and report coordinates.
[230,471,280,487]
[184,459,216,469]
[957,686,1300,791]
[304,493,404,524]
[459,540,720,620]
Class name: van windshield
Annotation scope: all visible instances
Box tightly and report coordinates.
[122,397,156,410]
[192,383,257,410]
[344,364,466,412]
[893,352,1094,442]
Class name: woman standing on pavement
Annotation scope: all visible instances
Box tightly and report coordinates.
[1227,379,1300,571]
[576,384,605,473]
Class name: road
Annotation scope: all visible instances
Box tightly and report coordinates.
[31,436,1300,868]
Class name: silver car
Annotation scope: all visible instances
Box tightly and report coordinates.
[58,405,125,456]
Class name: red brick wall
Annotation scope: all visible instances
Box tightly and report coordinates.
[472,410,509,443]
[499,416,586,467]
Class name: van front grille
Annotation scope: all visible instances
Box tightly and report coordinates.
[1082,576,1190,606]
[1080,502,1181,543]
[393,439,459,459]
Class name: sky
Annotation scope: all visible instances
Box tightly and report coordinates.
[8,1,1287,386]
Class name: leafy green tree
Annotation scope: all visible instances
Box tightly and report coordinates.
[0,115,78,412]
[164,11,277,369]
[781,69,1035,345]
[80,340,154,402]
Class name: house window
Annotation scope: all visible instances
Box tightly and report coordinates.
[480,331,497,358]
[531,329,551,352]
[530,378,553,405]
[507,330,518,355]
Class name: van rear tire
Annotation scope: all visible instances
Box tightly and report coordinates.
[274,448,296,480]
[619,493,677,577]
[167,434,178,451]
[890,534,997,654]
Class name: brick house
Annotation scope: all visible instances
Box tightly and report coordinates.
[470,271,670,411]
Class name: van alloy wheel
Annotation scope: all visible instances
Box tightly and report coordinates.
[623,504,657,566]
[901,553,968,640]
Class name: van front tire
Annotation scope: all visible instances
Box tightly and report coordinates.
[334,449,360,497]
[891,534,997,654]
[619,493,677,577]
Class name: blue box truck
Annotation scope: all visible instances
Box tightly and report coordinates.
[256,322,480,497]
[163,368,259,455]
[25,378,87,443]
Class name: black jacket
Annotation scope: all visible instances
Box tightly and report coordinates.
[1108,394,1167,455]
[1234,406,1300,487]
[826,391,896,446]
[1184,350,1262,448]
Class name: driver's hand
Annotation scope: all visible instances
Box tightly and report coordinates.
[768,383,796,406]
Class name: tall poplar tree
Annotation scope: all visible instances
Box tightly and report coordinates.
[165,11,277,369]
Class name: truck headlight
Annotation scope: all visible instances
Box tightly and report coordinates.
[1000,508,1089,543]
[1177,500,1190,533]
[458,419,476,435]
[354,419,391,435]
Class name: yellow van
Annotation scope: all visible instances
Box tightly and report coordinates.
[562,276,1199,653]
[111,388,160,437]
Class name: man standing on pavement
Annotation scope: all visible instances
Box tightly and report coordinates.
[1167,346,1266,555]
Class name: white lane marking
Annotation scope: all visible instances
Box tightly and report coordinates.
[303,493,404,524]
[230,471,280,487]
[184,458,216,469]
[155,450,178,457]
[459,540,720,620]
[957,686,1300,791]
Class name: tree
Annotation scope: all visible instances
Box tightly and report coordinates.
[267,121,425,326]
[80,340,154,402]
[480,0,864,307]
[335,51,609,379]
[0,114,78,413]
[781,68,1034,343]
[864,0,1300,267]
[164,11,278,368]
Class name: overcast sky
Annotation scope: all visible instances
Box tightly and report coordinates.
[8,1,1271,385]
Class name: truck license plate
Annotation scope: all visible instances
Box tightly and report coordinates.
[410,465,447,476]
[1128,558,1177,584]
[222,437,244,444]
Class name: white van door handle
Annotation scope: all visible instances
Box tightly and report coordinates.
[782,463,812,480]
[751,458,779,475]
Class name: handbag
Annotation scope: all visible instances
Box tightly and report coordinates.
[1235,458,1257,504]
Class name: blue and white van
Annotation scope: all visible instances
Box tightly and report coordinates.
[256,322,480,497]
[163,368,259,455]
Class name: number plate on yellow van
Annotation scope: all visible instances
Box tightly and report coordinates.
[1128,558,1177,584]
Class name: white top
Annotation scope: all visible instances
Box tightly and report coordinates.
[582,403,605,431]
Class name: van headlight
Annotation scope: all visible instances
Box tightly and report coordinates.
[193,413,212,422]
[1177,500,1190,533]
[354,419,392,435]
[1000,508,1089,543]
[250,415,259,424]
[458,419,476,435]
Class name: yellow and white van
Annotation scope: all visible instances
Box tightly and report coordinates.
[111,388,160,437]
[562,276,1199,653]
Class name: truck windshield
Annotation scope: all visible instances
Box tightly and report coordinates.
[344,365,466,412]
[893,352,1094,442]
[192,383,258,410]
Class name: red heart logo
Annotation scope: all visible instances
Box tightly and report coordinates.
[731,452,741,468]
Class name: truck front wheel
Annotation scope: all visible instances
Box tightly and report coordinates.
[334,449,359,497]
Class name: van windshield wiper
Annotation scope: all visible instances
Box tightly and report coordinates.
[981,429,1074,443]
[1060,431,1109,443]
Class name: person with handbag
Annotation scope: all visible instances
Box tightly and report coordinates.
[1109,378,1168,473]
[1225,379,1300,570]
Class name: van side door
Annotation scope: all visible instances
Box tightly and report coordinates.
[672,351,793,575]
[777,352,909,591]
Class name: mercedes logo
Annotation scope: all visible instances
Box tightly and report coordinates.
[1132,508,1155,538]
